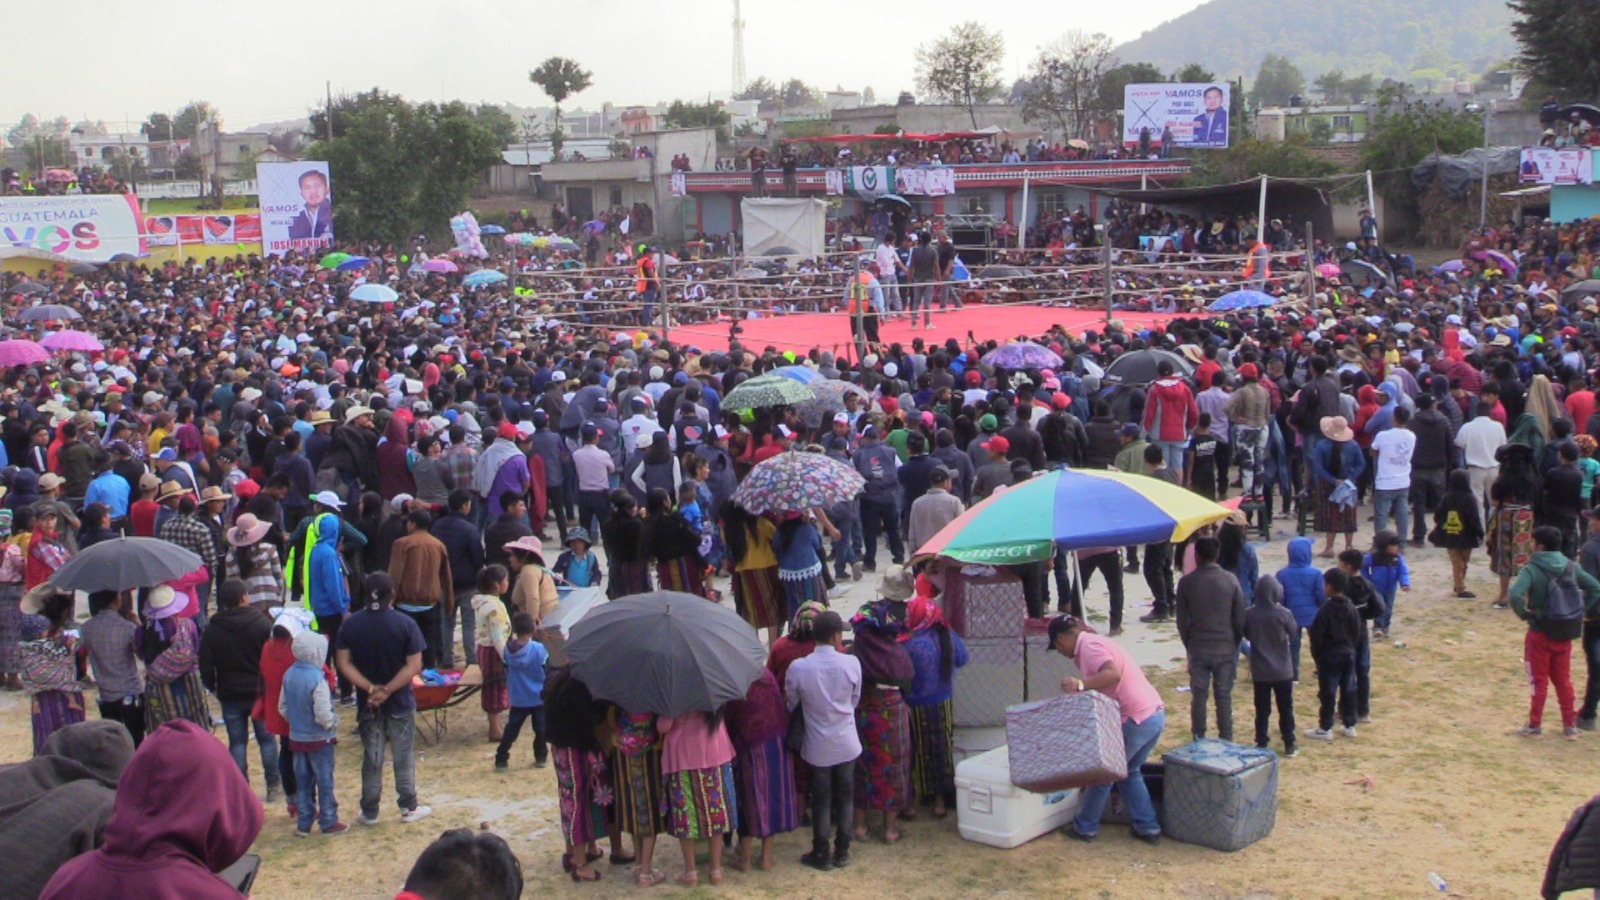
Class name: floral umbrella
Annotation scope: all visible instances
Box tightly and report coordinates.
[981,341,1063,370]
[722,373,814,410]
[795,379,869,429]
[731,450,866,515]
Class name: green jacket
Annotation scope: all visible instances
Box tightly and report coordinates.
[1509,550,1600,624]
[1113,439,1149,474]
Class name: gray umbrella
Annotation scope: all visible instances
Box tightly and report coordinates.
[17,305,81,322]
[47,537,204,592]
[559,384,610,430]
[66,263,97,276]
[1563,279,1600,298]
[1103,348,1195,386]
[564,591,766,717]
[11,283,50,297]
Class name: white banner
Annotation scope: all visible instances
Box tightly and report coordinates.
[1122,83,1231,149]
[669,172,687,197]
[825,169,844,196]
[895,167,956,197]
[845,165,893,199]
[257,161,333,256]
[1520,147,1593,185]
[0,194,146,262]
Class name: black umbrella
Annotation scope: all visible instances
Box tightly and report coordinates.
[564,591,766,717]
[1563,279,1600,298]
[109,253,138,263]
[66,263,97,276]
[1339,259,1389,287]
[17,305,81,321]
[875,194,912,210]
[1103,348,1195,386]
[11,283,49,297]
[48,537,203,592]
[1558,104,1600,126]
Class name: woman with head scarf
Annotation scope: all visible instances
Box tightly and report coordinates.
[376,415,417,501]
[850,595,915,844]
[18,587,86,754]
[139,585,212,732]
[724,667,797,873]
[900,585,968,820]
[721,501,784,641]
[0,510,25,690]
[1489,442,1542,608]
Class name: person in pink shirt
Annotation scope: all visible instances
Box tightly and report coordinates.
[1047,615,1167,845]
[656,710,737,887]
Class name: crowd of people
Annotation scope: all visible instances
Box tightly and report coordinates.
[2,198,1600,891]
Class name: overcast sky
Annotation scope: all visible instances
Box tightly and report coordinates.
[3,0,1207,132]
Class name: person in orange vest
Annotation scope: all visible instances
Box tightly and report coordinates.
[1242,241,1271,291]
[634,243,660,327]
[846,263,885,354]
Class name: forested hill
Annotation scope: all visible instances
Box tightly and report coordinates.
[1115,0,1517,84]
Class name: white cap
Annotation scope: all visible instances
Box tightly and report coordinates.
[833,412,850,424]
[311,490,345,509]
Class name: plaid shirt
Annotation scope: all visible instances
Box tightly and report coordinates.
[442,445,478,499]
[158,513,219,580]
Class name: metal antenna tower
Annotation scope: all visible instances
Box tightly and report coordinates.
[731,0,746,95]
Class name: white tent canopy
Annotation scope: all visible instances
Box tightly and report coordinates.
[740,198,827,261]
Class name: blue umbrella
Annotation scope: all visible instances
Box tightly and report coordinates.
[772,364,823,384]
[548,237,580,252]
[480,224,507,235]
[335,256,371,272]
[582,219,606,234]
[350,283,399,303]
[463,270,507,287]
[1208,290,1276,312]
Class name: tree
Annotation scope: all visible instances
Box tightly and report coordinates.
[661,101,732,143]
[1096,61,1165,121]
[1019,31,1116,140]
[23,136,70,173]
[780,78,820,108]
[735,76,779,103]
[1362,82,1486,226]
[1252,53,1305,106]
[140,112,173,140]
[1174,63,1215,84]
[1186,133,1339,186]
[528,56,593,160]
[1510,0,1600,102]
[170,102,219,140]
[914,21,1006,127]
[862,85,877,105]
[174,150,203,190]
[469,104,518,148]
[8,113,42,148]
[1314,69,1347,103]
[308,89,405,142]
[304,97,503,244]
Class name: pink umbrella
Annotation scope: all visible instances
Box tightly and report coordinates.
[422,258,458,274]
[40,330,104,353]
[0,340,52,367]
[1472,249,1517,277]
[1314,263,1340,278]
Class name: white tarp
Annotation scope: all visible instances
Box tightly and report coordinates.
[740,198,827,260]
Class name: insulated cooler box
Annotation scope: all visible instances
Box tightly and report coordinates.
[1023,618,1079,701]
[1004,691,1126,792]
[954,745,1082,849]
[952,637,1024,728]
[943,568,1026,639]
[1161,739,1278,851]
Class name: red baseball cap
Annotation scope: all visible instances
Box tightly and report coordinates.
[1237,363,1260,380]
[983,435,1010,454]
[965,369,983,386]
[1050,392,1071,410]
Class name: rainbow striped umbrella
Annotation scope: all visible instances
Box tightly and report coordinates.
[913,469,1231,564]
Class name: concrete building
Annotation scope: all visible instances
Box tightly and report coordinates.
[66,130,149,167]
[826,102,1032,137]
[539,128,719,232]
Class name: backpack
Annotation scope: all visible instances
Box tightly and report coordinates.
[1538,562,1587,641]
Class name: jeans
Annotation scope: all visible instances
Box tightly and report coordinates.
[294,743,339,832]
[910,285,934,325]
[221,698,281,790]
[358,708,419,818]
[1409,468,1447,542]
[97,695,146,747]
[808,761,855,855]
[400,605,443,670]
[859,496,904,567]
[315,613,353,699]
[1253,680,1296,750]
[1348,637,1373,717]
[1142,541,1173,615]
[1074,710,1166,837]
[1580,620,1600,722]
[1154,440,1186,473]
[438,588,476,668]
[1317,652,1356,730]
[1376,587,1397,632]
[277,735,297,798]
[494,705,548,766]
[1290,626,1305,682]
[1188,656,1237,741]
[1372,488,1409,538]
[1525,629,1576,730]
[832,519,861,578]
[576,489,610,541]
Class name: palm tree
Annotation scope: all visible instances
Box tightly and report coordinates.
[528,57,594,161]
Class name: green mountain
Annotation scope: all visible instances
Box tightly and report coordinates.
[1114,0,1517,86]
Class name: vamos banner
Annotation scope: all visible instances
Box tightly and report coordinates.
[0,194,146,262]
[257,161,333,256]
[1122,82,1232,149]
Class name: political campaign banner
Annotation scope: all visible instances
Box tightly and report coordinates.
[257,161,333,256]
[1122,83,1231,149]
[0,194,145,262]
[1520,147,1593,185]
[144,213,263,247]
[669,171,687,197]
[845,165,893,199]
[825,169,844,196]
[895,167,956,197]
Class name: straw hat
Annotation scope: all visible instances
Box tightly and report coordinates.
[1320,415,1355,442]
[198,485,232,506]
[878,564,915,601]
[144,585,186,620]
[154,480,189,503]
[226,513,272,548]
[309,409,334,426]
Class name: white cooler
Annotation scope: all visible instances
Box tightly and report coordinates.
[954,745,1082,849]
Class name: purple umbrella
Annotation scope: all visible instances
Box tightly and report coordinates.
[582,219,606,234]
[0,340,51,367]
[1472,249,1517,277]
[422,258,458,274]
[1433,259,1466,274]
[40,330,104,353]
[981,340,1064,371]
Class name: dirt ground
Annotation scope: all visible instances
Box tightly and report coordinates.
[2,511,1591,899]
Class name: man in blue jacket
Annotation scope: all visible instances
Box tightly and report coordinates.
[301,512,354,702]
[1274,537,1325,682]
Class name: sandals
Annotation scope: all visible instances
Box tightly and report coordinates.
[635,869,667,887]
[568,866,602,882]
[608,852,636,865]
[674,871,699,887]
[709,868,725,886]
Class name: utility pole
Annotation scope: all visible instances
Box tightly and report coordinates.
[326,81,334,143]
[1102,232,1113,326]
[1304,221,1316,311]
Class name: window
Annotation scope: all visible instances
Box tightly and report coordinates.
[609,186,624,208]
[239,144,251,154]
[1332,115,1353,130]
[959,195,987,216]
[1036,189,1072,218]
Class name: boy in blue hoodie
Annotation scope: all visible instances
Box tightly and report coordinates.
[1275,537,1325,682]
[280,630,347,835]
[494,611,551,771]
[302,512,354,703]
[1361,530,1410,639]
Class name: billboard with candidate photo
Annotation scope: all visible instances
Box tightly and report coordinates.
[257,161,333,256]
[1122,83,1231,150]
